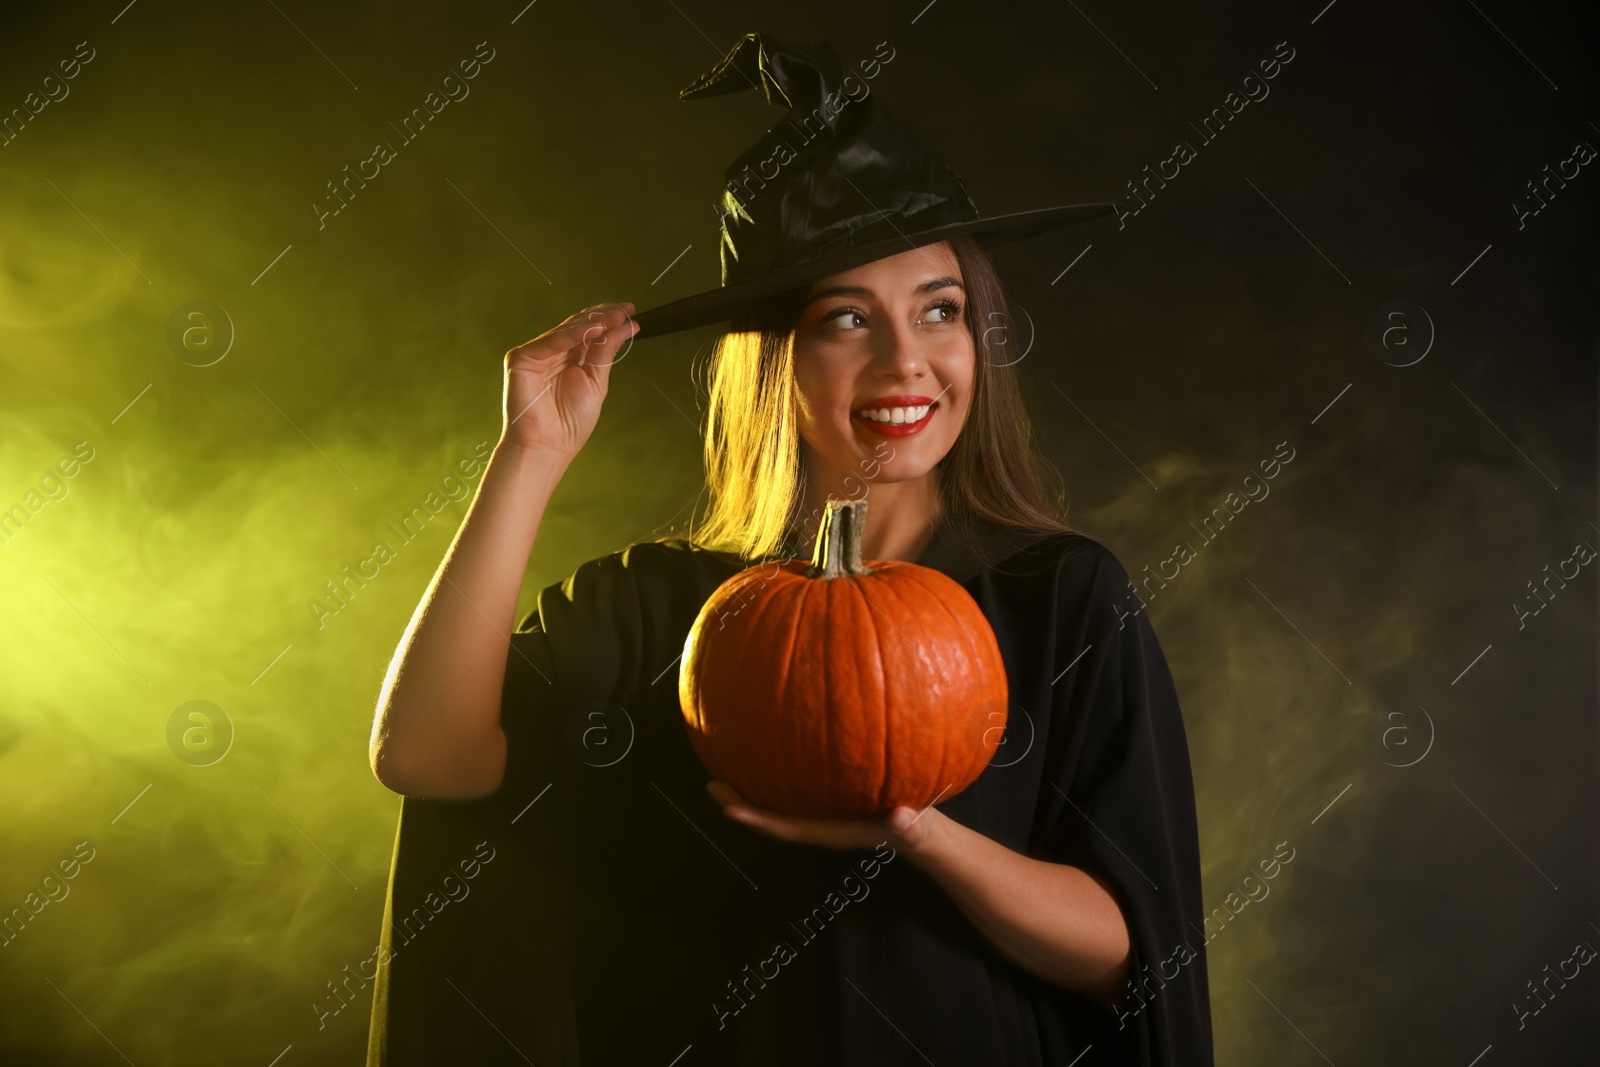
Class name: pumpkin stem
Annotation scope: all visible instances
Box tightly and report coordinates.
[807,499,875,578]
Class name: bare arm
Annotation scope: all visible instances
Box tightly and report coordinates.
[368,303,639,798]
[707,783,1132,1006]
[903,812,1132,1006]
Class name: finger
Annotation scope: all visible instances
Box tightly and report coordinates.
[573,304,635,333]
[726,808,804,840]
[706,781,744,807]
[705,783,774,823]
[580,319,639,367]
[544,305,631,338]
[510,312,630,362]
[758,815,876,850]
[708,783,761,819]
[507,320,596,360]
[569,309,634,343]
[581,314,638,346]
[564,303,631,326]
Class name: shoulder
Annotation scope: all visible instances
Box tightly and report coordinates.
[518,536,746,634]
[999,529,1145,628]
[549,535,727,578]
[996,527,1133,585]
[627,535,752,582]
[542,535,747,607]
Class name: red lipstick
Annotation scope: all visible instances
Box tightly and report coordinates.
[851,394,939,438]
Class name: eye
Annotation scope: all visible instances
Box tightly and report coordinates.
[818,298,963,332]
[819,306,867,331]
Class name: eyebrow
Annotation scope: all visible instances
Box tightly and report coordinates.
[803,275,964,308]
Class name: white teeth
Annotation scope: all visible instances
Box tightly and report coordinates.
[857,404,931,424]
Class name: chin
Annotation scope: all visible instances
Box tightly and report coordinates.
[859,451,943,483]
[811,427,950,483]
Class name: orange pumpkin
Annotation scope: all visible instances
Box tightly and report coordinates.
[679,498,1009,818]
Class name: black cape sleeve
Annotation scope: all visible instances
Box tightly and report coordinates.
[366,548,656,1066]
[1030,537,1213,1065]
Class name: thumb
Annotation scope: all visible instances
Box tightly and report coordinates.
[581,316,639,372]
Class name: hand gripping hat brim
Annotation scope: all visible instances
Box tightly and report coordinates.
[632,33,1116,338]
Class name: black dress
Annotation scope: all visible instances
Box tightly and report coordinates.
[365,519,1213,1066]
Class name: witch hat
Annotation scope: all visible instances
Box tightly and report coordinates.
[631,32,1115,337]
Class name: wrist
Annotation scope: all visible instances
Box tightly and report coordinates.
[893,805,957,868]
[493,435,574,472]
[495,432,572,462]
[488,436,571,497]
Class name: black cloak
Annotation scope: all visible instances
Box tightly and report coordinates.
[365,519,1213,1065]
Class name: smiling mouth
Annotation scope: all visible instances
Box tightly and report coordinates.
[850,401,938,437]
[857,399,934,425]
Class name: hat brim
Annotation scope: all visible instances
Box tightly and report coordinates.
[631,201,1116,337]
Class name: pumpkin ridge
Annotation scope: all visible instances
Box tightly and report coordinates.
[805,572,831,814]
[883,572,940,796]
[833,573,878,813]
[919,569,988,788]
[881,569,943,655]
[841,571,905,812]
[774,572,808,813]
[962,576,1007,779]
[876,571,944,808]
[841,572,891,814]
[760,570,809,812]
[934,572,998,790]
[720,567,788,805]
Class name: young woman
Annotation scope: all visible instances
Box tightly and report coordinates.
[365,32,1211,1067]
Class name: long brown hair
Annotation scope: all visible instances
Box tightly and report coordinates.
[682,234,1077,564]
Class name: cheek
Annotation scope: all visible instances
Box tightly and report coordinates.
[935,351,977,434]
[792,387,819,427]
[796,388,843,444]
[792,354,853,427]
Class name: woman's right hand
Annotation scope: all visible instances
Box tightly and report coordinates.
[499,301,640,459]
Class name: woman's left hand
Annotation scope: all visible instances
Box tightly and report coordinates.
[706,780,943,854]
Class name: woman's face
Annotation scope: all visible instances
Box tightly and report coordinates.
[790,240,974,488]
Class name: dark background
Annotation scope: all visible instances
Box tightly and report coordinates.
[0,0,1594,1063]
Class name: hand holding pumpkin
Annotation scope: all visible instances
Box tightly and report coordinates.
[706,780,943,854]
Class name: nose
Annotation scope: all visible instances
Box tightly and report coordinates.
[869,317,926,382]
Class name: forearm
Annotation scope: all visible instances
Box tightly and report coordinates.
[905,813,1131,1005]
[369,438,568,797]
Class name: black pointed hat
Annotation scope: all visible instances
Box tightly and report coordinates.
[632,32,1115,337]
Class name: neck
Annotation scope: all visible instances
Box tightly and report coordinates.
[792,449,944,563]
